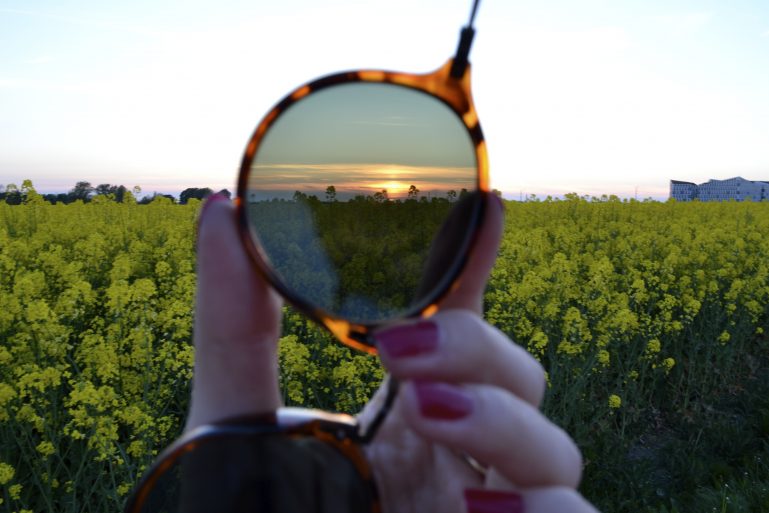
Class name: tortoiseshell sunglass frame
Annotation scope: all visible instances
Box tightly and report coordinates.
[123,409,380,513]
[235,58,490,354]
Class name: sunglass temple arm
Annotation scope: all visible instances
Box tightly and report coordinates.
[358,376,400,444]
[450,0,481,79]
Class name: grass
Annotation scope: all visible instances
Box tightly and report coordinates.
[580,338,769,512]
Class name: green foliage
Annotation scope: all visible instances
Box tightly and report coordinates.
[1,195,768,512]
[0,200,198,511]
[279,310,383,413]
[179,188,213,205]
[248,197,456,321]
[488,198,769,512]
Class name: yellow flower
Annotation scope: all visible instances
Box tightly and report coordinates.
[36,440,56,458]
[608,394,622,409]
[0,462,15,485]
[597,350,610,367]
[663,357,676,373]
[646,339,661,355]
[528,330,549,357]
[718,330,731,344]
[0,347,11,365]
[127,440,146,458]
[9,483,22,500]
[117,482,133,496]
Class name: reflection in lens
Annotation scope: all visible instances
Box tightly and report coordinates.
[245,82,477,323]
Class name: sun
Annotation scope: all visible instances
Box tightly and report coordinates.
[370,180,409,195]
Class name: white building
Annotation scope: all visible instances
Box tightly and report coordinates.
[670,180,697,201]
[670,177,769,202]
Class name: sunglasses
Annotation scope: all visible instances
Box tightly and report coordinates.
[125,1,488,511]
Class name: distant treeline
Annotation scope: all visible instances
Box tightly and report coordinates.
[0,180,227,205]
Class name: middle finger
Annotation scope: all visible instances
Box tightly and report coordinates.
[375,309,546,407]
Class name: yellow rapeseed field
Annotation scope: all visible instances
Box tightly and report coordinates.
[1,192,767,512]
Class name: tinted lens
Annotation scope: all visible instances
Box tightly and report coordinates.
[130,434,374,513]
[243,82,478,323]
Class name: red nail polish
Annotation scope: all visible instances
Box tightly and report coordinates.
[414,382,473,420]
[464,489,524,513]
[376,321,439,358]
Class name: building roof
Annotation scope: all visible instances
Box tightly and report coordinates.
[670,180,696,185]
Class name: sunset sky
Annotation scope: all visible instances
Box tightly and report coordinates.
[2,0,768,200]
[247,82,476,200]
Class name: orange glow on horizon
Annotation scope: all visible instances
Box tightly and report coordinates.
[248,162,476,199]
[369,181,409,194]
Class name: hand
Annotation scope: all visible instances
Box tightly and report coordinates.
[187,193,599,513]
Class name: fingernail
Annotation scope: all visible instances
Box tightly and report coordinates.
[375,321,439,358]
[414,381,473,420]
[199,193,230,223]
[464,489,524,513]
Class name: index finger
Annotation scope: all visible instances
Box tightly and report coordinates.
[186,195,283,430]
[438,193,504,315]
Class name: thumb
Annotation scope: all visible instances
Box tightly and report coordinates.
[186,194,283,430]
[438,192,504,315]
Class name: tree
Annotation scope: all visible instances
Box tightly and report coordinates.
[95,183,114,196]
[43,194,68,204]
[139,192,175,205]
[68,181,94,202]
[325,185,337,202]
[446,189,457,202]
[180,187,213,204]
[93,184,127,202]
[373,189,388,203]
[407,185,419,200]
[4,183,21,205]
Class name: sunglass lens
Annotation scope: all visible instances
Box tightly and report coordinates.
[244,82,478,323]
[132,434,374,513]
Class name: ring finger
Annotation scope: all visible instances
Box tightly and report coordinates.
[376,309,546,407]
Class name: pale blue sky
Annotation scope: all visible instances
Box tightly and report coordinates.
[1,0,768,199]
